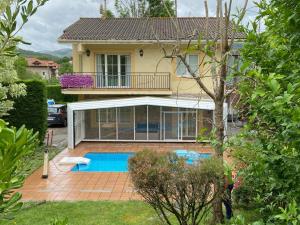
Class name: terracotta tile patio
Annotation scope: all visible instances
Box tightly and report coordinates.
[20,142,212,202]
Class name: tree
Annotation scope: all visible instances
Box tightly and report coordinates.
[148,0,175,17]
[115,0,147,17]
[0,0,48,219]
[0,120,38,218]
[232,0,300,221]
[115,0,175,17]
[0,0,48,116]
[58,62,73,75]
[152,0,248,223]
[0,56,26,117]
[100,4,115,18]
[129,150,224,225]
[14,56,41,80]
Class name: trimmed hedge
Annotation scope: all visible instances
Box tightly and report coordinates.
[47,85,78,103]
[5,80,48,143]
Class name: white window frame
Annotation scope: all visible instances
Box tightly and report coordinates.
[95,53,131,87]
[176,54,199,77]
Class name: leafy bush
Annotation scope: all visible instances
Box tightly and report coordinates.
[5,80,47,143]
[274,200,300,225]
[233,183,256,209]
[232,0,300,220]
[14,56,42,81]
[129,150,224,225]
[47,85,78,103]
[0,119,38,218]
[47,78,60,85]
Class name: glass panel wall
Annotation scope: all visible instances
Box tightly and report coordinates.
[181,108,197,140]
[74,110,84,145]
[118,107,134,140]
[202,110,213,134]
[78,106,215,142]
[197,109,213,137]
[162,107,179,140]
[100,108,116,140]
[84,110,99,139]
[148,106,161,140]
[135,106,147,140]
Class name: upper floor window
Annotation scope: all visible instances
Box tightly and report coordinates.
[176,54,199,76]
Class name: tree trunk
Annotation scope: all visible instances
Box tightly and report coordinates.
[212,100,225,224]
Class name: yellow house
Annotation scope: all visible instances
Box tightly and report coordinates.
[58,17,229,149]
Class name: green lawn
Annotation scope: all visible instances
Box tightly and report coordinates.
[0,201,259,225]
[20,146,62,177]
[0,201,161,225]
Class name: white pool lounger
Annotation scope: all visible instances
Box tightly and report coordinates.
[59,157,90,165]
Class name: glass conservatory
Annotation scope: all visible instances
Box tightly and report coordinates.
[67,97,227,149]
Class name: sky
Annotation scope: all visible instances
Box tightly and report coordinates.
[18,0,258,52]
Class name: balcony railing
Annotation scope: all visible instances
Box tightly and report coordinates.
[60,72,171,90]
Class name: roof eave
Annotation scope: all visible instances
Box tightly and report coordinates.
[57,38,245,45]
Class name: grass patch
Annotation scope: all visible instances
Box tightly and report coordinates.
[0,201,161,225]
[0,201,259,225]
[20,146,62,177]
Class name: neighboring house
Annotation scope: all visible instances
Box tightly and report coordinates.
[26,57,59,79]
[58,17,241,149]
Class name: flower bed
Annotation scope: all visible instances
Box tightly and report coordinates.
[60,74,94,88]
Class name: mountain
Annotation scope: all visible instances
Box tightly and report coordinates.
[18,48,60,61]
[41,48,72,58]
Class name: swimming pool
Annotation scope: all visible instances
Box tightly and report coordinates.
[175,150,212,165]
[71,152,134,172]
[71,151,212,172]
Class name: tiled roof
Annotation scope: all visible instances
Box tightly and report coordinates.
[26,57,59,69]
[58,17,245,42]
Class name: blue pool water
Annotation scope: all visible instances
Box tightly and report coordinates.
[175,150,212,165]
[71,152,134,172]
[72,151,212,172]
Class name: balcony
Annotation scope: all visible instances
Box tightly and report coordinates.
[60,72,172,95]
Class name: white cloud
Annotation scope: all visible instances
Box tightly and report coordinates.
[18,0,258,52]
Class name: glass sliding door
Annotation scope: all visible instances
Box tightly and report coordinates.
[84,110,99,139]
[163,111,179,140]
[120,55,131,87]
[135,106,147,140]
[99,108,116,140]
[181,111,197,140]
[107,55,118,87]
[96,54,131,88]
[96,54,105,87]
[198,110,213,136]
[118,107,134,140]
[148,106,160,140]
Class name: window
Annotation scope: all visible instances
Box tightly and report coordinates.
[176,55,199,76]
[96,54,131,87]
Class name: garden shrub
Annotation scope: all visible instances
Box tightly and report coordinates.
[47,85,78,103]
[233,183,256,209]
[5,80,47,143]
[129,150,224,225]
[0,119,39,217]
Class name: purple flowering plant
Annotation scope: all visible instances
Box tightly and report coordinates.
[60,74,94,88]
